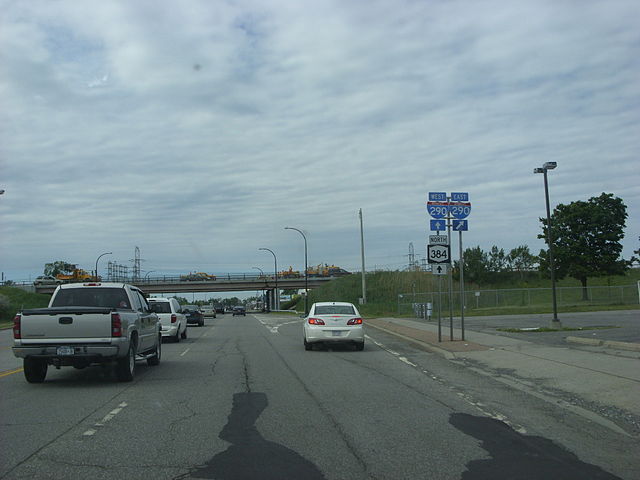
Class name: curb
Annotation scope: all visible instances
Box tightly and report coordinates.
[566,336,640,352]
[366,322,456,359]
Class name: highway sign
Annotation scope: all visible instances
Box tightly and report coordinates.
[429,235,448,244]
[432,264,448,275]
[449,202,471,219]
[427,244,450,264]
[452,219,468,231]
[428,192,447,202]
[451,192,469,202]
[427,201,449,219]
[430,219,446,231]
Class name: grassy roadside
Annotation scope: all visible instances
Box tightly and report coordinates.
[0,286,49,327]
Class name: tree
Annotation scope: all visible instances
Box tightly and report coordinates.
[539,192,629,300]
[453,246,489,284]
[487,246,507,273]
[44,261,76,277]
[507,245,537,278]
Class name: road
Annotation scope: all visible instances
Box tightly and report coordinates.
[1,313,638,479]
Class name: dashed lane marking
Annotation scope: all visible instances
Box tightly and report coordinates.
[180,348,190,357]
[83,402,128,437]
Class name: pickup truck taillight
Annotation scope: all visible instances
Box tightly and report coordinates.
[111,313,123,337]
[170,314,177,323]
[13,314,21,339]
[347,317,363,325]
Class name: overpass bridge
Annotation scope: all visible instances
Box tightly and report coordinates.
[29,274,337,295]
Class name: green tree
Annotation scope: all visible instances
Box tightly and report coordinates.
[507,245,537,278]
[453,246,489,284]
[487,246,507,272]
[44,261,76,277]
[539,192,629,300]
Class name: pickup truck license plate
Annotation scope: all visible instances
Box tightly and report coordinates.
[57,346,74,356]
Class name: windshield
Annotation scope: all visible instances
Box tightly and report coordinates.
[51,287,130,309]
[314,305,356,315]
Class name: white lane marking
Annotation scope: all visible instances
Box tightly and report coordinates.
[83,402,128,436]
[180,348,190,357]
[366,334,527,434]
[254,316,302,334]
[273,319,302,334]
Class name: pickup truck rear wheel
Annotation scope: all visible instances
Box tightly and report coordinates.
[181,325,187,339]
[24,358,48,383]
[147,335,162,366]
[115,342,136,382]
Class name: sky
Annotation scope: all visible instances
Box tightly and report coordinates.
[1,0,639,288]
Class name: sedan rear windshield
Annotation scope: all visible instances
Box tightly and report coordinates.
[51,287,130,309]
[149,302,172,313]
[314,305,356,315]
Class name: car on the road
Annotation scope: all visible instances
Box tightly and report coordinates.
[148,297,188,342]
[232,306,246,316]
[303,301,364,351]
[183,304,205,326]
[201,305,217,318]
[214,304,225,314]
[33,276,62,286]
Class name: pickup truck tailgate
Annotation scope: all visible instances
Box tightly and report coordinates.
[20,307,113,341]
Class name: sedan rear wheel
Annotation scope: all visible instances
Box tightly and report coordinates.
[355,341,365,351]
[304,338,312,351]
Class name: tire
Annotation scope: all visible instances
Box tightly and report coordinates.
[355,341,365,351]
[147,335,162,366]
[173,328,180,343]
[181,325,187,339]
[304,338,312,351]
[24,357,48,383]
[199,318,204,327]
[116,340,136,382]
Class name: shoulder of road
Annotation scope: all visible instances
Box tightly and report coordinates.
[365,316,640,435]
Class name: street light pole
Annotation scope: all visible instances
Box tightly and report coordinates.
[95,252,112,281]
[534,162,561,328]
[144,271,155,281]
[285,226,308,315]
[259,248,278,310]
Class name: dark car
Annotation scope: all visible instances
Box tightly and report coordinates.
[214,305,225,314]
[183,304,205,326]
[232,306,246,316]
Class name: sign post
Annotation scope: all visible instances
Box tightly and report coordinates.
[427,191,471,342]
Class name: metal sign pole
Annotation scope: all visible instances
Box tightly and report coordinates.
[446,199,453,341]
[459,229,465,341]
[437,275,442,342]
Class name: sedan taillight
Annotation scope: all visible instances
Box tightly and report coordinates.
[347,317,363,325]
[171,314,177,323]
[308,317,325,325]
[111,312,123,337]
[13,314,21,339]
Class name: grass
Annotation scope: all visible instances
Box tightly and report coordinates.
[302,269,640,318]
[0,286,50,324]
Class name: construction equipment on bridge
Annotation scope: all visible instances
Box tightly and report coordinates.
[180,272,217,281]
[306,264,351,277]
[56,267,95,282]
[279,267,301,278]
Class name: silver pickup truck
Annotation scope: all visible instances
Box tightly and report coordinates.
[12,282,162,383]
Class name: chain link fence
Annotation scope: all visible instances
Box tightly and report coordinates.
[398,284,640,316]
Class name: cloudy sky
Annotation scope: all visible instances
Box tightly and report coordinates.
[1,0,638,285]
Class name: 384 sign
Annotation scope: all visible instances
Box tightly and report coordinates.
[427,244,450,264]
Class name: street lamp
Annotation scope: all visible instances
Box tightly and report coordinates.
[285,226,308,315]
[534,162,561,328]
[144,271,156,281]
[95,252,112,281]
[252,266,264,276]
[259,247,278,310]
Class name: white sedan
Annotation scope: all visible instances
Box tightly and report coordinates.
[303,302,364,351]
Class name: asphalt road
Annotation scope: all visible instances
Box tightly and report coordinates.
[1,314,638,479]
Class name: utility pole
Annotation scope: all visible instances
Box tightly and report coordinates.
[359,209,367,304]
